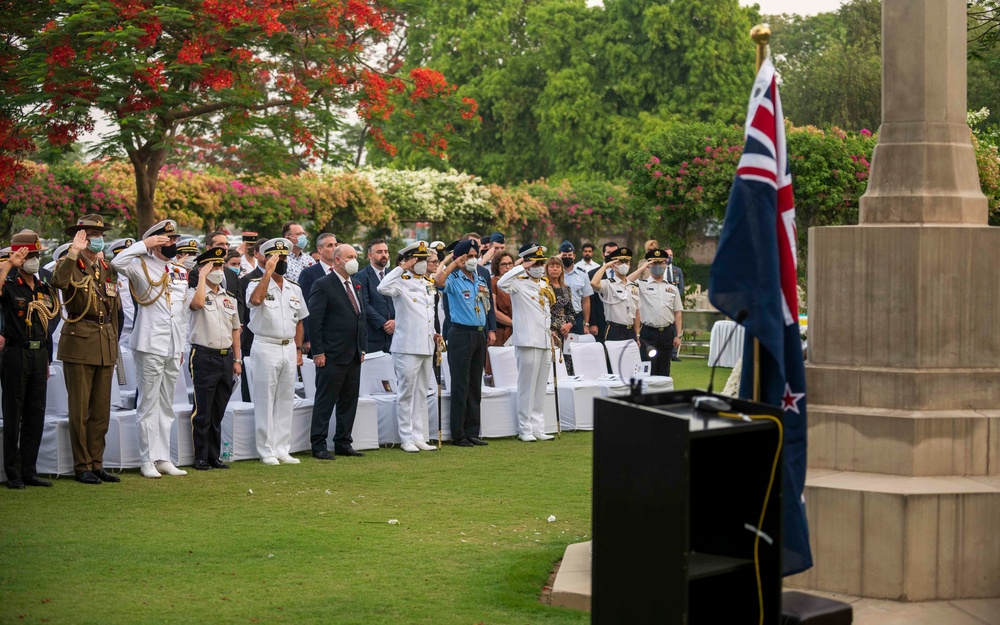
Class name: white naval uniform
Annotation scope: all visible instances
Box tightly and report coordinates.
[111,241,189,465]
[377,266,435,444]
[496,265,551,437]
[597,275,638,326]
[245,275,309,460]
[118,274,135,345]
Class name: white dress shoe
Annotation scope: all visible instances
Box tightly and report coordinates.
[414,441,438,451]
[534,432,555,441]
[155,460,187,476]
[141,462,162,479]
[260,456,280,465]
[401,442,420,453]
[518,434,537,442]
[277,455,301,464]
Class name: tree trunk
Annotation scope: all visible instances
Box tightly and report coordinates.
[128,146,169,236]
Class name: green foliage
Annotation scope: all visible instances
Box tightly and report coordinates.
[626,122,878,263]
[381,0,758,185]
[768,0,882,132]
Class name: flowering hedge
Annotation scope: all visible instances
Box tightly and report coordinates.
[626,122,879,261]
[519,178,634,248]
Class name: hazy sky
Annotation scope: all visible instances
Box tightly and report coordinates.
[741,0,847,16]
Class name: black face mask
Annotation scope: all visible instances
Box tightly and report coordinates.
[666,256,673,265]
[275,258,288,276]
[160,244,177,258]
[561,256,574,269]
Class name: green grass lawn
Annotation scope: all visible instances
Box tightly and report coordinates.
[1,361,721,625]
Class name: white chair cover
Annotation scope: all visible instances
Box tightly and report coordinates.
[346,397,380,450]
[290,398,314,454]
[571,343,610,379]
[37,416,74,476]
[300,357,317,400]
[105,409,142,469]
[360,350,396,395]
[491,345,560,434]
[220,402,257,461]
[119,347,137,393]
[606,339,643,380]
[45,365,69,417]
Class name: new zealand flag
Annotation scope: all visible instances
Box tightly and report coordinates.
[708,57,812,576]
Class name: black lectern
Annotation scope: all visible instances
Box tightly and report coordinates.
[592,389,783,624]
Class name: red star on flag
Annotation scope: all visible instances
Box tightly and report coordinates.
[781,383,805,414]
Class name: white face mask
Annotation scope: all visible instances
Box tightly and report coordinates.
[207,269,225,285]
[22,258,40,275]
[413,260,428,275]
[344,258,359,275]
[182,257,197,270]
[464,258,478,273]
[616,263,629,275]
[527,266,545,279]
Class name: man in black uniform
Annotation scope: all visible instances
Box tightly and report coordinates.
[1,231,60,488]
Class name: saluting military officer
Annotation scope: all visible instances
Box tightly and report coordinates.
[589,246,639,342]
[111,219,189,479]
[106,238,136,344]
[246,238,309,465]
[377,241,439,453]
[497,243,556,442]
[50,214,122,485]
[186,247,242,470]
[629,249,683,376]
[175,237,199,270]
[1,231,61,488]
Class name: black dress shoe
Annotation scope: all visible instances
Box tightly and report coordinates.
[671,356,682,362]
[335,447,365,457]
[209,460,230,469]
[75,471,102,485]
[5,479,25,490]
[23,476,53,487]
[93,469,120,483]
[451,438,473,447]
[313,450,335,460]
[192,460,213,471]
[468,437,489,446]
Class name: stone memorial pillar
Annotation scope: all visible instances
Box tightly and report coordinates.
[792,0,1000,600]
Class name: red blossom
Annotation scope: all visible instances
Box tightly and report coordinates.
[137,18,162,47]
[46,44,76,68]
[409,68,448,101]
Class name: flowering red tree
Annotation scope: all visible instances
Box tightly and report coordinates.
[3,0,474,233]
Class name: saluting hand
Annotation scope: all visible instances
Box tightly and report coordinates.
[143,234,171,249]
[401,257,417,271]
[9,248,28,267]
[264,253,279,274]
[71,229,89,253]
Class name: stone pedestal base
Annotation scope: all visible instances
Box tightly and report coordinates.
[802,225,1000,600]
[786,471,1000,600]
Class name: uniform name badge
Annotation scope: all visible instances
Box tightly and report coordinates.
[106,281,118,297]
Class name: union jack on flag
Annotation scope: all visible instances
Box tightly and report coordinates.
[709,57,813,576]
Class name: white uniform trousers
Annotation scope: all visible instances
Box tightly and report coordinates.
[251,340,296,459]
[393,352,432,444]
[134,350,181,464]
[514,346,548,437]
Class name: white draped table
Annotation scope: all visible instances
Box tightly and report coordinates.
[708,320,745,368]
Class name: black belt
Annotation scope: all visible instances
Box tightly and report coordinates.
[607,322,631,329]
[81,312,111,325]
[452,323,485,332]
[642,323,675,332]
[192,345,234,357]
[7,339,48,350]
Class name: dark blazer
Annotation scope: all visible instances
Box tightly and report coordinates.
[355,263,394,353]
[238,266,263,355]
[296,261,329,346]
[308,272,367,365]
[666,264,685,300]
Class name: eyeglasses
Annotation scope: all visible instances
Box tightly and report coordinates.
[499,261,514,267]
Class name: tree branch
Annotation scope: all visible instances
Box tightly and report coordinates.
[164,98,297,123]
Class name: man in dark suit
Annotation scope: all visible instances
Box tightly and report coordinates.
[237,238,267,401]
[356,237,394,353]
[664,248,685,361]
[296,233,337,355]
[308,244,368,459]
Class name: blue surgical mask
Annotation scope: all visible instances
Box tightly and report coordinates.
[88,237,105,253]
[227,266,240,275]
[650,264,666,277]
[296,234,307,249]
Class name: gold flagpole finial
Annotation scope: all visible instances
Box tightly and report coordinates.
[751,23,771,73]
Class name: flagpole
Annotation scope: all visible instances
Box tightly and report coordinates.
[750,23,770,403]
